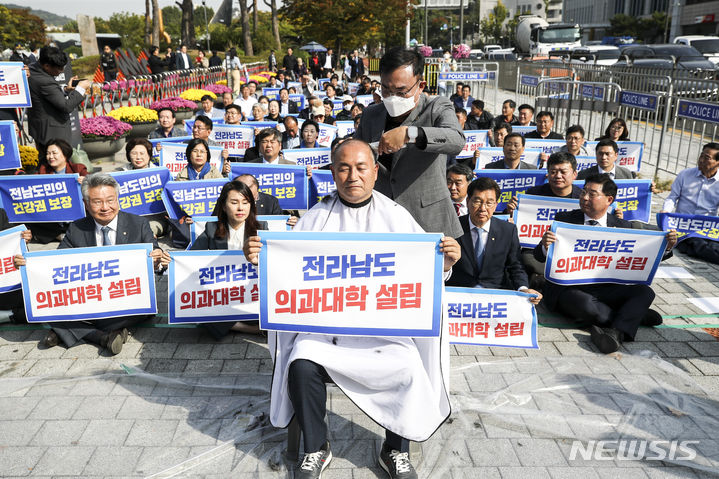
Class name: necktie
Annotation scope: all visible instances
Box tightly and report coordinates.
[454,203,461,216]
[101,226,111,246]
[475,228,485,271]
[586,220,599,226]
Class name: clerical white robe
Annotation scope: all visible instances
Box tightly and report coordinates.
[268,190,451,442]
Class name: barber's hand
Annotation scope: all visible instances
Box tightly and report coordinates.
[666,229,678,251]
[540,230,556,250]
[13,254,26,268]
[439,236,460,272]
[506,195,518,217]
[20,229,32,242]
[525,288,542,305]
[378,126,408,155]
[244,235,262,265]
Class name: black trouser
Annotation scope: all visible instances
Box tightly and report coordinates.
[677,237,719,265]
[554,283,655,340]
[288,359,410,453]
[52,315,148,348]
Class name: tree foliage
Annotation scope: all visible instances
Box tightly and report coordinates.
[609,11,669,43]
[1,6,47,49]
[480,0,509,45]
[108,13,146,53]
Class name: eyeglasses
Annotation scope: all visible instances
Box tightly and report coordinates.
[469,199,497,209]
[580,189,604,199]
[89,198,117,207]
[380,78,421,98]
[192,126,208,131]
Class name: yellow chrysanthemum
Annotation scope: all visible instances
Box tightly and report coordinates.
[108,106,159,124]
[249,75,269,83]
[216,79,228,85]
[179,89,217,102]
[19,145,39,169]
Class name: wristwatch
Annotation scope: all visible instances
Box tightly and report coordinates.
[407,126,418,144]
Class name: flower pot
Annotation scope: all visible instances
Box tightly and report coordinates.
[82,136,127,163]
[127,122,158,138]
[175,109,195,121]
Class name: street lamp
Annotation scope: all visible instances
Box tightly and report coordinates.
[202,0,211,52]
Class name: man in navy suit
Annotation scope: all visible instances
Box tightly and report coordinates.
[446,177,542,306]
[452,84,474,112]
[534,174,677,353]
[16,174,165,355]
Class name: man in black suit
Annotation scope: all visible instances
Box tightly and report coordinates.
[534,174,677,353]
[16,174,165,355]
[446,177,542,306]
[577,139,634,180]
[236,174,298,227]
[523,111,564,140]
[27,46,90,159]
[484,133,537,170]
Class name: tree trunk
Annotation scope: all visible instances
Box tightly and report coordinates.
[270,0,281,50]
[176,0,195,47]
[239,0,254,56]
[144,0,152,46]
[151,0,161,47]
[252,0,258,36]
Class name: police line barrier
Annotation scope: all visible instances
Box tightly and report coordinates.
[436,62,499,111]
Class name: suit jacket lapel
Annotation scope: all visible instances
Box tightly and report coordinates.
[480,218,498,274]
[115,212,128,245]
[84,217,97,247]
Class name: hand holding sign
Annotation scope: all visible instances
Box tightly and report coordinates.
[440,236,461,272]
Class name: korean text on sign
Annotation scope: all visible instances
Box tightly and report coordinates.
[0,62,32,107]
[657,212,719,243]
[0,174,85,223]
[0,120,22,170]
[169,250,259,323]
[158,142,224,179]
[513,194,578,248]
[259,231,444,337]
[456,130,490,159]
[21,244,157,322]
[110,167,170,216]
[211,124,254,157]
[545,221,667,286]
[161,179,228,219]
[0,225,27,293]
[474,170,548,213]
[230,163,308,210]
[445,287,538,348]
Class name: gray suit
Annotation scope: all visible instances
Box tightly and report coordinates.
[577,165,634,180]
[27,62,85,150]
[354,95,464,237]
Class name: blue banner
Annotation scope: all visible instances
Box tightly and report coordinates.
[289,93,305,111]
[230,163,308,209]
[619,91,658,112]
[575,155,596,171]
[520,75,539,87]
[438,71,489,81]
[580,84,605,101]
[572,179,652,223]
[183,118,225,135]
[0,120,21,170]
[354,95,373,107]
[281,147,331,168]
[0,174,85,223]
[241,120,279,129]
[110,167,170,216]
[309,169,336,207]
[677,99,719,124]
[472,170,547,213]
[0,62,32,107]
[262,87,281,100]
[511,125,536,136]
[161,179,228,219]
[657,212,719,243]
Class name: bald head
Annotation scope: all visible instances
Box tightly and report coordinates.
[330,139,378,204]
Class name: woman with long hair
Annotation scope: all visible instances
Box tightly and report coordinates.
[596,118,630,142]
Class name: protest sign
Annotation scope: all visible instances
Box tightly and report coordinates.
[475,147,542,169]
[241,120,278,129]
[524,139,565,156]
[545,221,667,285]
[0,225,27,293]
[183,118,225,135]
[0,174,85,223]
[354,95,373,107]
[317,78,330,90]
[585,141,643,173]
[347,82,360,95]
[149,136,192,156]
[514,194,578,248]
[0,62,31,107]
[158,142,223,179]
[230,163,308,209]
[472,170,547,213]
[282,147,331,168]
[512,126,536,136]
[161,179,228,219]
[168,250,259,323]
[575,155,597,171]
[657,212,719,243]
[335,121,355,138]
[318,123,338,147]
[22,244,157,322]
[289,93,305,111]
[262,87,280,99]
[0,120,21,170]
[456,130,490,159]
[613,179,652,223]
[309,169,336,207]
[257,215,292,231]
[445,287,538,348]
[211,124,254,157]
[259,231,443,336]
[110,168,170,216]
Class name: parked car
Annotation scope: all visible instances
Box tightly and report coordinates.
[570,46,620,66]
[616,44,716,71]
[674,36,719,65]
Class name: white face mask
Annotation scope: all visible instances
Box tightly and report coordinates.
[383,94,416,117]
[343,104,352,111]
[444,53,451,60]
[260,103,268,111]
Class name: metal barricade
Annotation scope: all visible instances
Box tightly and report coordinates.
[515,62,575,110]
[436,62,500,111]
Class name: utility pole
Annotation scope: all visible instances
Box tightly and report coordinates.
[202,0,210,51]
[459,0,464,44]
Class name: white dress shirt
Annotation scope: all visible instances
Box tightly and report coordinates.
[583,213,608,227]
[454,197,468,216]
[94,216,119,246]
[228,223,246,250]
[662,167,719,216]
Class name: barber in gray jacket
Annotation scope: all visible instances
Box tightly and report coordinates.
[354,47,465,238]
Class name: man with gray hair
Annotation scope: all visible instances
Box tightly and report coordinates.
[15,173,164,355]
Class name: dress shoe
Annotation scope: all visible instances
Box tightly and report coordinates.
[590,325,622,354]
[640,309,663,327]
[101,330,124,355]
[42,330,59,348]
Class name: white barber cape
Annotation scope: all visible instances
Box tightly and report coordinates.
[268,190,451,442]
